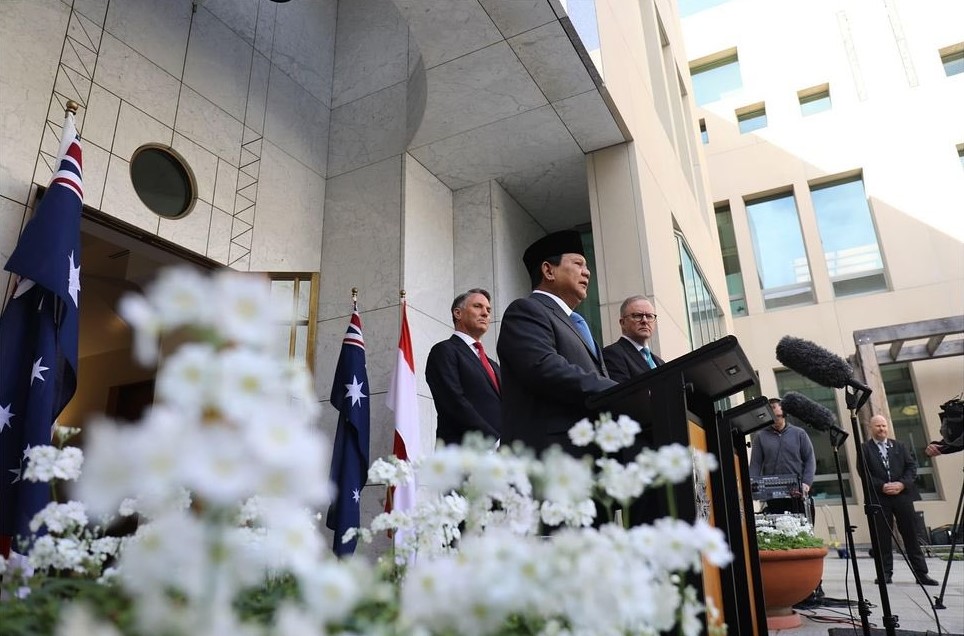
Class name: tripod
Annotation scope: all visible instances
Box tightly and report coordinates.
[934,465,964,609]
[845,385,900,636]
[827,424,872,636]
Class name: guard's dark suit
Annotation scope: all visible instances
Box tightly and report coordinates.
[601,337,665,384]
[425,335,501,445]
[497,293,616,455]
[861,437,929,579]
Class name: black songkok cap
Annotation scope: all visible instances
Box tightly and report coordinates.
[522,230,585,273]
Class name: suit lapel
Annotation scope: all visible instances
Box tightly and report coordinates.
[533,293,599,360]
[452,335,500,394]
[618,337,648,373]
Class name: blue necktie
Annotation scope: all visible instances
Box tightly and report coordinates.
[570,311,597,355]
[641,346,657,369]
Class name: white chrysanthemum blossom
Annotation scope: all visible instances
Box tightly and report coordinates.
[419,446,467,493]
[143,266,212,331]
[539,450,593,505]
[214,270,280,349]
[594,418,629,453]
[116,294,160,365]
[22,445,62,482]
[73,419,139,517]
[154,342,216,416]
[567,418,595,447]
[655,443,694,484]
[596,458,647,502]
[214,348,286,422]
[29,501,88,534]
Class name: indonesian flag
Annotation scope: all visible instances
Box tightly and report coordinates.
[386,298,420,514]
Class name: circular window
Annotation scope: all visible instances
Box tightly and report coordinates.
[130,145,196,219]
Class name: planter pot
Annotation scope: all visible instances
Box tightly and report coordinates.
[758,547,828,630]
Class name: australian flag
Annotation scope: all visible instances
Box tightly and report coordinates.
[0,111,83,551]
[325,309,370,556]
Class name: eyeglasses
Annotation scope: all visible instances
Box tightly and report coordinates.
[624,312,657,322]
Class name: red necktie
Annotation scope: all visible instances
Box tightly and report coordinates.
[474,341,500,393]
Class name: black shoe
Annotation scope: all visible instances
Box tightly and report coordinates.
[916,574,938,586]
[874,576,892,584]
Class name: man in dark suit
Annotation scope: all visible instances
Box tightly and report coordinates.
[496,230,617,456]
[863,414,938,586]
[602,295,664,383]
[426,288,501,446]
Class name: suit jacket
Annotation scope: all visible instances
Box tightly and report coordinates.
[602,336,665,384]
[862,437,921,502]
[426,335,502,445]
[496,293,617,453]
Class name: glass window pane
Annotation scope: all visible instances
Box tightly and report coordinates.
[737,108,767,133]
[882,364,937,496]
[676,234,725,350]
[700,119,709,144]
[714,205,747,317]
[296,279,311,322]
[775,370,854,502]
[811,177,886,297]
[800,91,832,116]
[745,193,814,309]
[691,55,742,106]
[942,49,964,77]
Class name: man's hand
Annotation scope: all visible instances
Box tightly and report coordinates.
[882,481,905,495]
[925,443,943,457]
[802,483,810,496]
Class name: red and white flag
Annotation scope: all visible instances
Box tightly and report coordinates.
[386,298,420,514]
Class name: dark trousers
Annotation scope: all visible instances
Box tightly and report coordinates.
[871,496,928,576]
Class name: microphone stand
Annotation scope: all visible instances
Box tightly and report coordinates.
[845,385,899,636]
[933,465,963,609]
[827,425,872,636]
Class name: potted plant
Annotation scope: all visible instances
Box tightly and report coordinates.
[755,513,828,630]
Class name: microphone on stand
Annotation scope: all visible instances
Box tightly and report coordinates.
[776,336,872,410]
[781,391,849,440]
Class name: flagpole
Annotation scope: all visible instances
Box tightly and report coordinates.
[65,100,79,116]
[351,287,358,312]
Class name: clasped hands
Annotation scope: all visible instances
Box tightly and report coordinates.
[881,481,905,495]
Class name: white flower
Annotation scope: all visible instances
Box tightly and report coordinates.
[299,561,365,624]
[184,427,255,505]
[54,447,84,480]
[145,266,211,331]
[261,503,323,577]
[214,271,280,349]
[213,349,284,422]
[29,501,88,534]
[117,294,160,364]
[272,603,323,636]
[22,445,60,482]
[567,418,594,447]
[594,419,628,453]
[656,443,693,484]
[75,419,136,516]
[540,450,593,504]
[154,343,216,415]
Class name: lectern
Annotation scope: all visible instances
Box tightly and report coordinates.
[587,335,767,636]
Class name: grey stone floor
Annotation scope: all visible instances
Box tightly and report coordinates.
[769,553,964,635]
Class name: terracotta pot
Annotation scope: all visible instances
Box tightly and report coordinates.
[758,547,828,630]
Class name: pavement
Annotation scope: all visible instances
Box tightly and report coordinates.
[770,551,964,635]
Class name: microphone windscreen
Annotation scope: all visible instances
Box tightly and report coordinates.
[776,336,853,389]
[781,391,837,432]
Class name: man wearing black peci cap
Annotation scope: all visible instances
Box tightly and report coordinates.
[496,230,617,456]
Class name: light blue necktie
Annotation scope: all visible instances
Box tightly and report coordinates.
[570,311,597,356]
[641,346,657,370]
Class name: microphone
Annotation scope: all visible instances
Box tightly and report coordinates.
[776,336,872,409]
[781,391,838,432]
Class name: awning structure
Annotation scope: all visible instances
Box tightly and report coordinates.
[346,0,631,231]
[851,315,964,419]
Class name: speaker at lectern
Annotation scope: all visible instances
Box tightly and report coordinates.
[586,335,766,636]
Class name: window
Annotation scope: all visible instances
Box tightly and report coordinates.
[269,273,319,371]
[799,84,832,116]
[690,51,742,106]
[939,44,964,77]
[958,144,964,169]
[130,145,196,219]
[679,0,730,18]
[714,204,747,316]
[700,119,708,144]
[745,191,814,309]
[810,176,886,297]
[775,370,854,501]
[882,364,937,497]
[676,233,725,350]
[737,103,767,133]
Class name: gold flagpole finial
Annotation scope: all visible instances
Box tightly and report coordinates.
[65,100,80,115]
[399,289,406,300]
[351,287,358,303]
